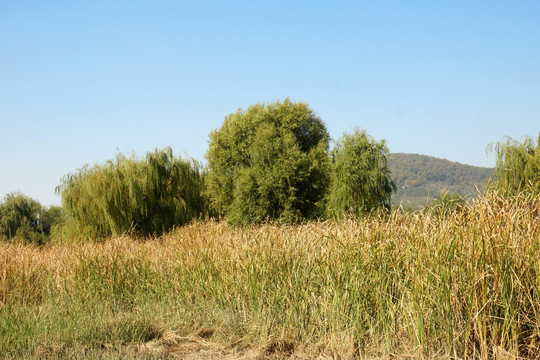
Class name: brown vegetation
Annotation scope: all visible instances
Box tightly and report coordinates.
[1,191,540,359]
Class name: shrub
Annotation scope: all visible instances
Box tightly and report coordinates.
[56,147,207,239]
[205,99,330,224]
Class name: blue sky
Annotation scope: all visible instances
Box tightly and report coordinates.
[1,1,539,206]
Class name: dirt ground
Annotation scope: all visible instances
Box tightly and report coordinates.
[34,329,366,360]
[131,330,361,360]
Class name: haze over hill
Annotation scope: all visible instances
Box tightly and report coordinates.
[388,153,494,209]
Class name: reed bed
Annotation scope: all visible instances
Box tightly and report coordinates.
[1,192,539,359]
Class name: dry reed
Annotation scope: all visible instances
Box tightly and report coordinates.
[1,191,539,359]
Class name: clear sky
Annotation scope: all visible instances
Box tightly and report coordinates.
[1,1,539,206]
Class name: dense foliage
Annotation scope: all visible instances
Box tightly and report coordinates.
[0,193,62,244]
[56,147,207,238]
[488,132,540,195]
[205,99,330,224]
[327,128,395,217]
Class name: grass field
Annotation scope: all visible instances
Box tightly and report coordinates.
[1,192,540,359]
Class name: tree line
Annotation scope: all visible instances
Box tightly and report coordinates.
[0,193,63,244]
[1,99,538,243]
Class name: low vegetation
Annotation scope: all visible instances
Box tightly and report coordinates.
[425,191,468,217]
[1,191,539,359]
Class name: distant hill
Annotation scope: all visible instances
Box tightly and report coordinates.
[388,153,494,209]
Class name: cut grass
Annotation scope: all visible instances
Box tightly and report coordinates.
[1,191,539,359]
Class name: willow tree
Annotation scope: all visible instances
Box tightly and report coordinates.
[488,133,540,195]
[327,128,395,218]
[57,147,207,238]
[0,193,43,242]
[205,99,330,225]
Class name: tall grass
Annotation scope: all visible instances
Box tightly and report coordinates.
[1,191,539,358]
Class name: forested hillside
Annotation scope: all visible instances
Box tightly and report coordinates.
[388,153,494,208]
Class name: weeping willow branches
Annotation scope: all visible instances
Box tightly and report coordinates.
[56,147,209,239]
[488,132,540,195]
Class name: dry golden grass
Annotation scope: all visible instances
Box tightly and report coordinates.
[1,191,540,359]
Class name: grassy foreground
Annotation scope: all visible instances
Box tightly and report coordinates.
[1,192,540,359]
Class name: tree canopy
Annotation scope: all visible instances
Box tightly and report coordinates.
[57,147,208,238]
[327,128,395,217]
[0,193,62,244]
[488,133,540,195]
[205,99,330,224]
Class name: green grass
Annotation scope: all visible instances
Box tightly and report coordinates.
[1,191,540,359]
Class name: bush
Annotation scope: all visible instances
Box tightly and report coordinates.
[205,99,330,224]
[327,128,395,218]
[56,147,208,239]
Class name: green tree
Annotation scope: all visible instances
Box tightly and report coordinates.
[327,128,396,218]
[205,99,330,224]
[57,147,208,239]
[488,133,540,195]
[40,205,64,236]
[0,193,45,243]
